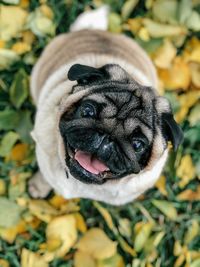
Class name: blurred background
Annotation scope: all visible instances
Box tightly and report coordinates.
[0,0,199,267]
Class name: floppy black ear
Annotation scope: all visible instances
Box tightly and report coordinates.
[162,113,184,151]
[68,64,105,85]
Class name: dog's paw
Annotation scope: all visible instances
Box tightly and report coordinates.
[28,172,52,198]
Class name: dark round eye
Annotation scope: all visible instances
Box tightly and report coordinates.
[81,103,96,118]
[132,139,145,153]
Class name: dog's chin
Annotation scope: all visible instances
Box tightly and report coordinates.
[65,143,133,185]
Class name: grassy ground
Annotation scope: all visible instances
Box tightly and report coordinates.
[0,0,200,267]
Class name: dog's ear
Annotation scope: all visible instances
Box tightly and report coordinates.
[68,64,105,85]
[156,96,183,151]
[161,113,183,151]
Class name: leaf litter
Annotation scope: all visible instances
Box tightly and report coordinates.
[0,0,199,266]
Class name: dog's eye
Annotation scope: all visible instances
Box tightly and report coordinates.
[81,103,96,118]
[132,139,145,153]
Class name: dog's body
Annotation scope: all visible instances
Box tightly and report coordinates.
[31,30,182,205]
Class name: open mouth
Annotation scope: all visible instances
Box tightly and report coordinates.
[66,144,114,182]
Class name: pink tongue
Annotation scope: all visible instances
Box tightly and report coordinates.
[75,150,109,174]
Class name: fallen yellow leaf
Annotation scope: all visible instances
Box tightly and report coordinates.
[189,62,200,88]
[0,179,6,196]
[0,49,19,70]
[97,253,125,267]
[93,201,116,232]
[20,0,30,9]
[177,186,200,201]
[184,220,199,245]
[43,215,77,262]
[143,18,187,38]
[74,251,96,267]
[48,195,68,208]
[9,143,29,162]
[176,154,196,188]
[12,42,31,55]
[157,57,191,90]
[155,175,168,196]
[134,221,154,252]
[174,254,185,267]
[0,220,26,243]
[28,200,59,222]
[40,4,54,19]
[76,228,117,260]
[21,248,48,267]
[118,218,132,238]
[0,40,5,49]
[175,91,200,123]
[153,39,177,69]
[183,37,200,64]
[0,6,28,41]
[152,200,178,220]
[0,259,10,267]
[22,30,36,45]
[74,212,87,233]
[118,236,136,257]
[174,240,183,256]
[128,18,143,35]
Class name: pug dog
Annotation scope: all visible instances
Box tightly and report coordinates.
[30,30,183,205]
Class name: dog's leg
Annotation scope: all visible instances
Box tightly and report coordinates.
[28,171,52,198]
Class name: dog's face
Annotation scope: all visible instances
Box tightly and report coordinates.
[59,64,183,184]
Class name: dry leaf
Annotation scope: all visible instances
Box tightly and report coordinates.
[21,248,48,267]
[188,103,200,126]
[27,7,55,37]
[134,222,154,252]
[118,218,132,238]
[74,212,87,233]
[0,6,28,41]
[175,91,200,123]
[189,62,200,88]
[0,259,10,267]
[157,57,191,90]
[121,0,139,20]
[76,228,117,260]
[174,254,185,267]
[43,215,77,262]
[93,201,116,232]
[40,5,54,19]
[12,42,31,55]
[176,154,196,188]
[174,240,183,256]
[9,143,29,162]
[152,200,178,220]
[184,220,199,244]
[0,49,19,70]
[177,186,200,201]
[108,13,122,33]
[128,18,143,35]
[143,18,187,38]
[183,37,200,64]
[97,254,125,267]
[0,219,26,243]
[0,197,22,228]
[191,259,200,267]
[153,39,177,69]
[74,251,96,267]
[28,200,59,222]
[49,195,68,208]
[152,0,178,24]
[0,180,6,196]
[155,175,168,196]
[117,236,136,257]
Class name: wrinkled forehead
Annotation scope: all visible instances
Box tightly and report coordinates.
[78,87,156,141]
